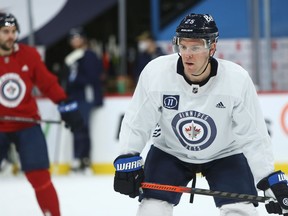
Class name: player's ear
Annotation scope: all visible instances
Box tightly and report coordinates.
[210,43,216,56]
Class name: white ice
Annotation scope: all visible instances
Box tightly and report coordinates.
[0,172,276,216]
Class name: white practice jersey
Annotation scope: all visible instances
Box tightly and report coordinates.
[119,53,274,183]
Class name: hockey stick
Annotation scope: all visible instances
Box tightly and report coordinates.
[141,182,268,203]
[0,116,62,124]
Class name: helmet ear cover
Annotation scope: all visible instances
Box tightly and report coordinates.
[0,13,20,32]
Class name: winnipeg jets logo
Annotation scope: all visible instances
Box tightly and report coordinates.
[0,73,26,107]
[171,110,217,151]
[185,121,201,140]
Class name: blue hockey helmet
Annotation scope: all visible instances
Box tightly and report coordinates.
[173,13,219,48]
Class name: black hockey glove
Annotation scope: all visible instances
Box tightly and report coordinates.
[58,99,83,132]
[257,170,288,215]
[113,154,144,198]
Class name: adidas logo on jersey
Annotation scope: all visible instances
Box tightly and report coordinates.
[216,102,226,108]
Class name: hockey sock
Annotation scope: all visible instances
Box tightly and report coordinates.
[25,169,60,216]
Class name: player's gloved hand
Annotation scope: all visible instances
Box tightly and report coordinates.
[58,99,83,132]
[113,154,144,198]
[257,170,288,215]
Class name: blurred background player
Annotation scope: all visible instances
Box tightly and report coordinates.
[64,27,104,172]
[0,12,83,216]
[113,13,288,216]
[132,31,164,84]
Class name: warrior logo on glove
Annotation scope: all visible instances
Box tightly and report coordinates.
[115,157,143,172]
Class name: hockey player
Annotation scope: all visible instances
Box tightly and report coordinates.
[64,27,104,171]
[0,13,83,216]
[113,13,288,216]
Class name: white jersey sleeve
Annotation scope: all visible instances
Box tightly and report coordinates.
[232,75,274,183]
[118,62,162,155]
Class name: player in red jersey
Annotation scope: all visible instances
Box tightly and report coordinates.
[0,12,83,215]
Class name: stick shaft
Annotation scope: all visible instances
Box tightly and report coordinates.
[141,182,268,203]
[0,116,62,124]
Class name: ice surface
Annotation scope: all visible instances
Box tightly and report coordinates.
[0,173,274,216]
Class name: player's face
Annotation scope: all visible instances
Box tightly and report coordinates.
[179,38,211,80]
[69,36,85,49]
[0,26,18,53]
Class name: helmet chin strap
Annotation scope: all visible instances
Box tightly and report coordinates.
[191,55,211,77]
